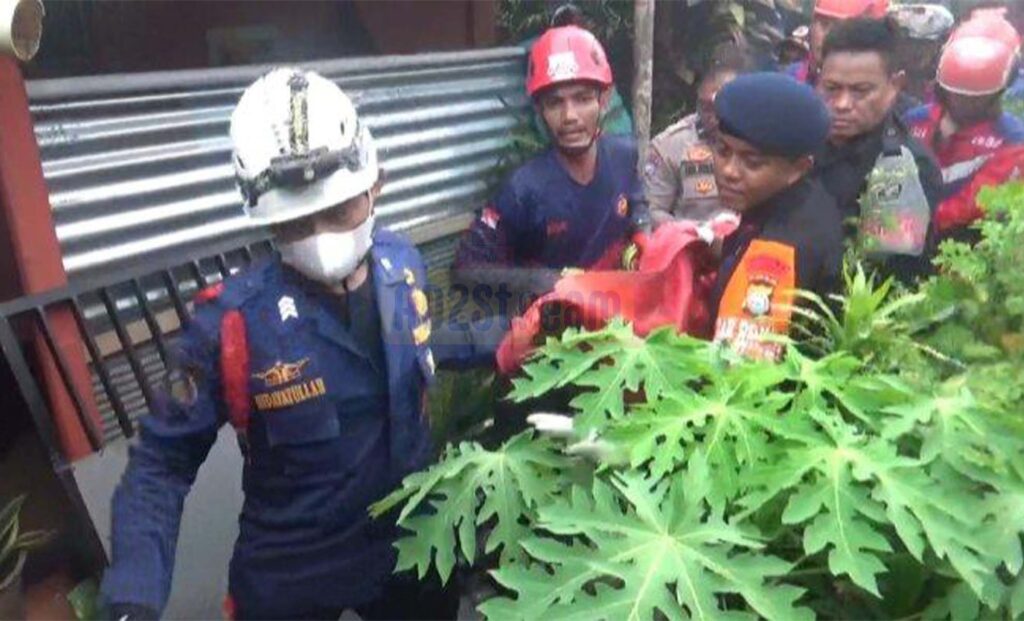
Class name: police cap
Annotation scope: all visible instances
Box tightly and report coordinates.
[714,72,831,158]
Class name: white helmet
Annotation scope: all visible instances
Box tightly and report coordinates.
[230,67,379,226]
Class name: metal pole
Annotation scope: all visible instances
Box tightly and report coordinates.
[633,0,655,173]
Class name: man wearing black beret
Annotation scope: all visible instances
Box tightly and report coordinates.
[709,72,844,362]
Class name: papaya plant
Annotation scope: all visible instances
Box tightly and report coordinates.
[373,187,1024,620]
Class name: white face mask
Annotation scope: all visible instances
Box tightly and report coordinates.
[278,213,375,285]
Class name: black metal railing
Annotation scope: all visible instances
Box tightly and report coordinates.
[0,236,275,461]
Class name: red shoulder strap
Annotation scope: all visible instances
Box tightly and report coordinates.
[219,310,250,433]
[195,282,225,305]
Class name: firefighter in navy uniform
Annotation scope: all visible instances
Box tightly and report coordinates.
[100,69,499,620]
[709,73,844,361]
[453,23,648,302]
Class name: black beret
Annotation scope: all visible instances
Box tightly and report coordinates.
[714,72,831,157]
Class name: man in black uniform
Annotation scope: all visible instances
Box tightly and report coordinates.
[813,17,943,281]
[710,73,844,362]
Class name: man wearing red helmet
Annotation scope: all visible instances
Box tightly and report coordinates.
[786,0,890,86]
[454,24,646,310]
[904,16,1024,238]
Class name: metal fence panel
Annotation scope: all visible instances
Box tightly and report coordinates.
[28,48,529,278]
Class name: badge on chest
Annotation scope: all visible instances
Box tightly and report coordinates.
[252,357,327,411]
[713,240,796,362]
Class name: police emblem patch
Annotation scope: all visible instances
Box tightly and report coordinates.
[695,179,716,195]
[743,279,775,317]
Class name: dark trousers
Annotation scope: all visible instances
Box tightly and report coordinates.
[234,571,460,621]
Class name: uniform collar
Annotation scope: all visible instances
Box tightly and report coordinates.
[695,116,710,141]
[266,260,369,358]
[819,110,905,168]
[743,176,814,228]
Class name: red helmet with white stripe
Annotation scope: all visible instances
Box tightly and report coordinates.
[951,13,1021,53]
[937,36,1018,96]
[526,25,613,97]
[814,0,889,19]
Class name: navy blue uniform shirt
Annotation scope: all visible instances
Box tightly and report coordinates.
[455,134,644,270]
[100,230,494,617]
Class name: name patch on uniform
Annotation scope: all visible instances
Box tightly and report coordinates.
[713,240,796,361]
[253,377,327,411]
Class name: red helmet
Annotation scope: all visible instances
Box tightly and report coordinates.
[526,25,613,97]
[938,36,1018,96]
[814,0,890,19]
[951,13,1021,53]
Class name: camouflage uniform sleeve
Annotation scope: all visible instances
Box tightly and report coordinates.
[100,298,227,614]
[643,137,681,227]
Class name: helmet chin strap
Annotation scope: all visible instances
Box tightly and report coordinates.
[555,125,602,158]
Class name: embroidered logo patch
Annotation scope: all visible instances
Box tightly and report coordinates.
[251,358,325,411]
[253,358,310,388]
[713,241,796,362]
[413,320,432,346]
[411,288,429,316]
[616,194,629,217]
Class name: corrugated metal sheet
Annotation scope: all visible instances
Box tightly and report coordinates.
[27,48,529,279]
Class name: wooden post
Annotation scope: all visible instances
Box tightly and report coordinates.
[633,0,655,173]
